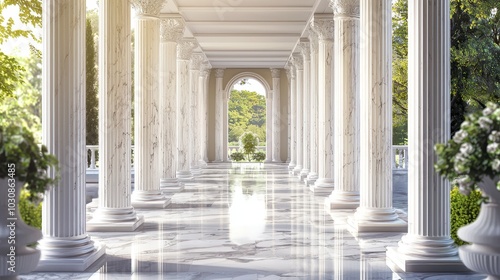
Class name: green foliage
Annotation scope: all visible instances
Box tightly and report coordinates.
[239,131,259,161]
[228,89,266,143]
[0,51,25,99]
[252,151,266,162]
[450,187,482,246]
[19,189,42,229]
[230,152,245,162]
[86,17,99,146]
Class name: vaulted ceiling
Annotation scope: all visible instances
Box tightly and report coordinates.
[161,0,333,68]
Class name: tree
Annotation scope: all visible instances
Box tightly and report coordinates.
[227,89,266,143]
[86,17,99,146]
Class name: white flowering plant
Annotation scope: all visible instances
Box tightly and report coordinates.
[435,102,500,196]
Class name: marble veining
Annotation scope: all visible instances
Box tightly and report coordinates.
[24,164,483,279]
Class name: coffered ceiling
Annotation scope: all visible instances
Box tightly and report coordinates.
[161,0,333,68]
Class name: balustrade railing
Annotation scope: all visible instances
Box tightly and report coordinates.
[86,145,135,170]
[392,145,409,170]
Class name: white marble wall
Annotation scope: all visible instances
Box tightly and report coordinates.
[176,39,196,180]
[311,16,335,195]
[189,53,203,175]
[271,68,281,162]
[87,0,143,232]
[328,0,361,209]
[387,0,463,271]
[39,0,104,270]
[288,64,297,171]
[292,54,304,176]
[131,1,169,208]
[215,69,224,162]
[307,29,319,186]
[159,16,184,189]
[300,39,311,180]
[348,0,406,233]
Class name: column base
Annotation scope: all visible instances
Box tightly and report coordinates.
[131,190,170,209]
[88,207,144,232]
[177,170,194,181]
[327,190,360,209]
[198,159,208,167]
[386,246,468,273]
[305,172,318,186]
[88,215,144,232]
[310,178,334,195]
[299,168,309,180]
[161,182,185,194]
[347,208,407,234]
[292,165,302,176]
[160,177,180,188]
[36,236,105,272]
[288,162,296,172]
[190,165,202,176]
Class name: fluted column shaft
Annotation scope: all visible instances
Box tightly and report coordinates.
[271,69,281,162]
[87,0,143,232]
[312,17,335,195]
[286,68,292,163]
[387,0,462,272]
[131,1,168,208]
[159,16,184,188]
[328,0,361,209]
[189,53,203,175]
[176,40,196,180]
[300,40,311,180]
[307,30,319,186]
[39,0,104,269]
[200,67,211,164]
[215,69,224,162]
[348,0,406,232]
[288,65,297,171]
[265,93,273,162]
[292,54,304,175]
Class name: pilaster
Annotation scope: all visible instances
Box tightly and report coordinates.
[287,63,297,172]
[215,69,225,162]
[292,53,304,176]
[200,64,212,165]
[307,28,319,186]
[271,68,281,163]
[38,0,104,270]
[299,39,311,180]
[189,53,204,175]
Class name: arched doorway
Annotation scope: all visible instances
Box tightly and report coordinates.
[223,72,272,162]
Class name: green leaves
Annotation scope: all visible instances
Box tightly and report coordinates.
[228,89,266,143]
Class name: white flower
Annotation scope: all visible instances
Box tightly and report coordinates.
[479,116,493,131]
[489,131,500,143]
[483,107,494,116]
[487,143,499,154]
[492,159,500,172]
[460,121,471,129]
[455,176,473,195]
[453,130,468,143]
[460,143,474,156]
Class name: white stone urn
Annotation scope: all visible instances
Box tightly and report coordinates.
[458,176,500,280]
[0,179,42,279]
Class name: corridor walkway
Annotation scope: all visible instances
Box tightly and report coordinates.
[24,163,482,279]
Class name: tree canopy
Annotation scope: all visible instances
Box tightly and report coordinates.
[228,89,266,144]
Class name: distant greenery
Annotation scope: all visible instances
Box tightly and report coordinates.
[228,89,266,143]
[450,187,482,245]
[230,131,266,162]
[86,15,99,146]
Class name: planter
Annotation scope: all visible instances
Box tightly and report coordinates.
[0,179,42,279]
[458,176,500,280]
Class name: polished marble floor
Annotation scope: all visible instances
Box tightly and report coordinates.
[23,163,483,280]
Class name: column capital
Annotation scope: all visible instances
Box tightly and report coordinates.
[177,39,197,60]
[215,68,225,78]
[160,16,185,43]
[200,63,212,78]
[190,53,204,70]
[286,62,296,79]
[308,27,319,54]
[310,16,334,41]
[131,0,164,17]
[299,39,311,61]
[270,68,281,79]
[330,0,360,18]
[292,53,303,70]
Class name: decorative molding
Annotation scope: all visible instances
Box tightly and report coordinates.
[177,39,197,60]
[310,18,334,41]
[200,63,212,78]
[270,68,281,79]
[292,53,303,70]
[130,0,164,17]
[299,39,311,60]
[215,68,225,78]
[330,0,360,18]
[160,17,185,42]
[308,27,319,54]
[190,53,204,70]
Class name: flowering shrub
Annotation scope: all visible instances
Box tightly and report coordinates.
[435,102,500,195]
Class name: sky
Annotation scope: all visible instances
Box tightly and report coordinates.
[232,78,266,96]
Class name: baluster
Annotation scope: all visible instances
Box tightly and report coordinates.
[90,147,96,169]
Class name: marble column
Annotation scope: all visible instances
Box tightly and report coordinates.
[311,16,335,195]
[387,0,465,271]
[215,69,225,162]
[265,93,273,163]
[38,0,104,270]
[286,66,292,163]
[307,29,319,186]
[131,0,169,209]
[299,39,311,180]
[159,16,184,191]
[87,0,143,232]
[292,53,304,176]
[200,65,211,165]
[271,68,281,163]
[327,0,361,209]
[347,0,406,233]
[176,39,196,181]
[189,53,204,175]
[287,63,297,172]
